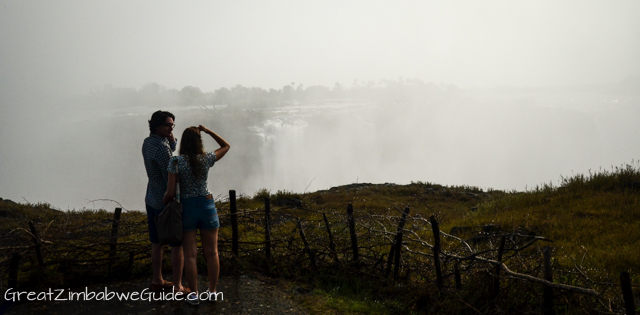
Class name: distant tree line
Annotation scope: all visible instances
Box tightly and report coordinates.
[69,75,640,109]
[73,78,466,109]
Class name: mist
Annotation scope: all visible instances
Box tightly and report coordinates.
[1,81,639,211]
[1,1,639,211]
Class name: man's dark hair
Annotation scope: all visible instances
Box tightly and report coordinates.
[148,110,175,134]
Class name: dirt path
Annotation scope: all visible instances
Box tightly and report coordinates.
[3,272,309,315]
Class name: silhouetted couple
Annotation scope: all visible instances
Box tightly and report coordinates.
[142,110,230,305]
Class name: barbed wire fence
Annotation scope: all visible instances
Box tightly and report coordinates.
[0,190,636,313]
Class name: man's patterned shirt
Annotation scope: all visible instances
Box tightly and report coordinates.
[142,133,176,210]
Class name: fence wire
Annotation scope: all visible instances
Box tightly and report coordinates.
[0,199,631,313]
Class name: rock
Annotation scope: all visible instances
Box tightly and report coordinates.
[470,234,490,246]
[274,197,302,208]
[0,198,18,205]
[449,226,472,236]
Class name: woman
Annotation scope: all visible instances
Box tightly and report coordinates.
[163,125,230,305]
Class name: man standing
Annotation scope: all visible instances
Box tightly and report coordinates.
[142,110,186,293]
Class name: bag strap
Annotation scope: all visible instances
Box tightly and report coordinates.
[173,159,181,203]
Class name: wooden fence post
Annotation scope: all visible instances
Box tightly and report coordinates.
[429,215,443,292]
[322,212,339,265]
[394,232,403,281]
[386,207,410,277]
[297,220,317,272]
[493,236,506,299]
[127,251,134,275]
[385,242,397,277]
[454,263,462,290]
[9,252,20,289]
[621,271,635,315]
[265,197,272,265]
[347,204,359,265]
[399,206,410,230]
[28,221,45,268]
[543,246,556,315]
[230,190,239,258]
[109,207,122,273]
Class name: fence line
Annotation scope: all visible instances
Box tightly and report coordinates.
[1,189,633,312]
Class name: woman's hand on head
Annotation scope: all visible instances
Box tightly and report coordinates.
[196,125,230,160]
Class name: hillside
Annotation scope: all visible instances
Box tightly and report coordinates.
[1,163,640,314]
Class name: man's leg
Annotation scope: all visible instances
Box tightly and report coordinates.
[171,245,184,291]
[147,204,169,286]
[151,243,165,285]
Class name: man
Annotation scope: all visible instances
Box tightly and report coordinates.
[142,110,187,294]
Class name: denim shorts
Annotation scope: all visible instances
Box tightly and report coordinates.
[181,195,220,231]
[145,204,181,246]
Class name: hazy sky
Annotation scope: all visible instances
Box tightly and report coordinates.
[2,0,639,97]
[1,1,639,210]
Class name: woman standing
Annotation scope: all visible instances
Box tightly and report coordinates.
[163,125,230,305]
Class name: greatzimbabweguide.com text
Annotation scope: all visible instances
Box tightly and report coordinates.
[4,287,223,302]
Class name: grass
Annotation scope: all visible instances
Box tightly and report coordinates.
[299,289,402,315]
[448,162,640,275]
[232,163,640,313]
[286,268,414,315]
[2,162,640,313]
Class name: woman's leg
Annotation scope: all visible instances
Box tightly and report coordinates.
[201,228,219,292]
[182,230,199,293]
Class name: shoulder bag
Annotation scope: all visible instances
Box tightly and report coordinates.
[156,159,183,245]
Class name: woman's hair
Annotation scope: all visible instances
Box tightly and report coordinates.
[148,110,175,134]
[179,127,205,178]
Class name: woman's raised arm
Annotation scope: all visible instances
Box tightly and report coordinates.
[198,125,230,161]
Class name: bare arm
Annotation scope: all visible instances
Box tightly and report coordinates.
[163,172,177,204]
[198,125,231,161]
